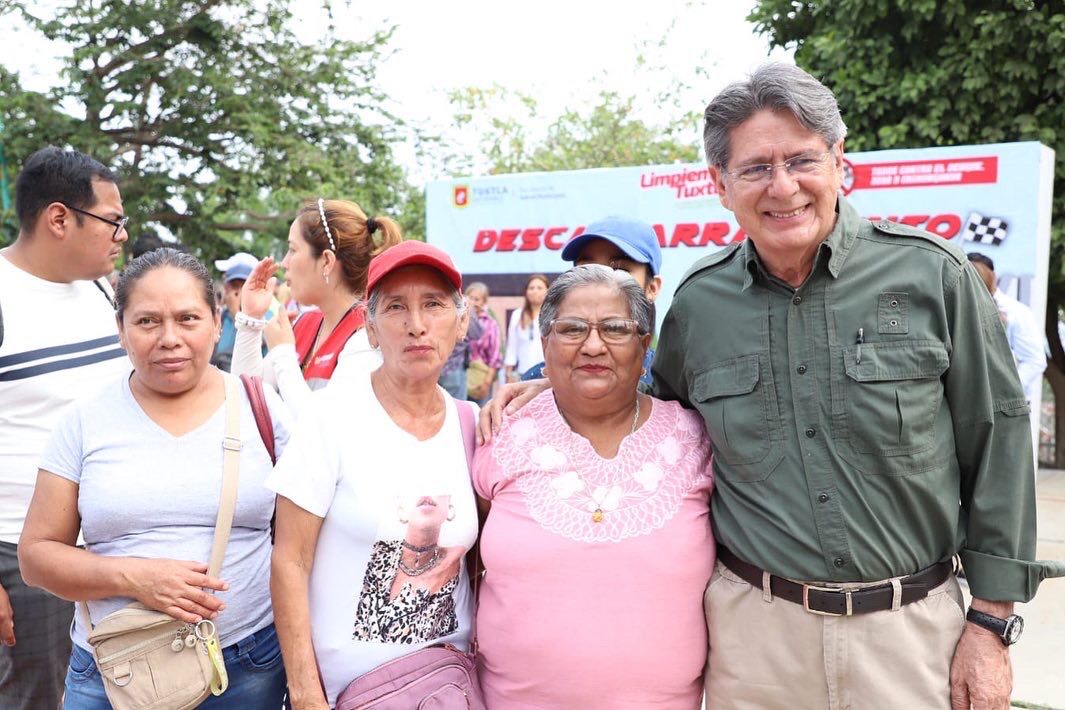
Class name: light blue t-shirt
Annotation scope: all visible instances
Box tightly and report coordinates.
[40,371,292,650]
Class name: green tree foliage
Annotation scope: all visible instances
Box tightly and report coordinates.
[749,0,1065,460]
[0,0,421,260]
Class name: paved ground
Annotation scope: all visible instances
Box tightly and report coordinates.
[1002,468,1065,708]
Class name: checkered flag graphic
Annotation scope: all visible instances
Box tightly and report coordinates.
[963,212,1008,245]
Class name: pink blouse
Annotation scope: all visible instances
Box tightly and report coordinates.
[472,390,715,709]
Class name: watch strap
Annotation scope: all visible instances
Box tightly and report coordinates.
[966,608,1007,636]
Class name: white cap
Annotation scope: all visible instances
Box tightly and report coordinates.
[213,252,259,273]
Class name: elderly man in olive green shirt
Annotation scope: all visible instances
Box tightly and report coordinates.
[648,63,1063,710]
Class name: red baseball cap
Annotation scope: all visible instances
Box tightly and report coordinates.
[365,240,462,297]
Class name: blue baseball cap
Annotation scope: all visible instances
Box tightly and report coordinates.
[215,252,258,283]
[222,263,253,283]
[561,216,662,275]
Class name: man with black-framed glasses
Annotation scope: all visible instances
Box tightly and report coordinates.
[0,147,130,709]
[61,203,129,243]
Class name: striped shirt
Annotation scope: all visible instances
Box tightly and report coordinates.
[0,254,129,543]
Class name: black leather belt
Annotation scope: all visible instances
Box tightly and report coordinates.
[717,546,953,617]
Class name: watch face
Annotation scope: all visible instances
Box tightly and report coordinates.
[1006,615,1024,644]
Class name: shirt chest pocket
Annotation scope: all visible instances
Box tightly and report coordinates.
[693,354,783,482]
[841,340,949,461]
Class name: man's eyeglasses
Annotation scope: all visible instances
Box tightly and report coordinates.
[62,203,129,241]
[548,318,644,344]
[725,150,835,184]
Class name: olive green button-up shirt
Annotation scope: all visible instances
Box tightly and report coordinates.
[652,197,1064,602]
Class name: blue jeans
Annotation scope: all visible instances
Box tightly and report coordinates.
[63,622,286,709]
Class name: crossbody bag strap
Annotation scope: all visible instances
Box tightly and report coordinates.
[454,398,481,653]
[80,374,242,631]
[239,374,275,464]
[207,374,242,579]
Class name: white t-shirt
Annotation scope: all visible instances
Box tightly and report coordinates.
[266,371,478,707]
[231,320,382,420]
[39,372,292,650]
[504,309,544,375]
[993,289,1046,403]
[0,254,129,544]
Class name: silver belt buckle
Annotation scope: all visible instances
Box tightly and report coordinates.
[802,584,853,617]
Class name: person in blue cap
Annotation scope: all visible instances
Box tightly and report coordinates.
[212,252,271,370]
[521,216,662,385]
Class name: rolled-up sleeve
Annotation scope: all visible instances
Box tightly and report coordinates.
[945,263,1065,601]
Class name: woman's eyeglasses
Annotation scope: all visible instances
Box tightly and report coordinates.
[548,318,643,344]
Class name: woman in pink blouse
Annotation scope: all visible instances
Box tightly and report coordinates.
[472,265,714,709]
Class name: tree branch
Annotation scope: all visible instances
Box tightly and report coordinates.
[93,0,225,79]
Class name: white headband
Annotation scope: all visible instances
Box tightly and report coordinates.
[317,198,337,252]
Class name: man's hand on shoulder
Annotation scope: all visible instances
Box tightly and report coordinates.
[950,599,1013,710]
[0,580,15,646]
[477,379,549,444]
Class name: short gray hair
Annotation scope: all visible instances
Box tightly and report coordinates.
[365,277,466,325]
[703,62,848,170]
[539,265,652,338]
[465,281,489,297]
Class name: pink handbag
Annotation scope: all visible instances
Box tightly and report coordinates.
[335,644,484,709]
[335,399,486,710]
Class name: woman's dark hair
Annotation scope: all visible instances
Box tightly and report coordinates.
[115,248,215,321]
[295,198,404,295]
[15,146,117,230]
[521,274,550,328]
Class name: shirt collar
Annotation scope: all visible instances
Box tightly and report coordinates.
[741,196,861,290]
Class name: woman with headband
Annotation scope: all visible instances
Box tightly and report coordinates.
[231,199,402,416]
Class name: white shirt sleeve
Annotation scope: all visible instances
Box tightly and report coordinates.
[263,344,311,415]
[330,329,383,385]
[38,405,85,484]
[504,310,520,368]
[996,291,1046,401]
[265,400,340,518]
[230,321,266,378]
[263,386,294,458]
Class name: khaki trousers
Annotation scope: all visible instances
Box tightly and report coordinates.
[704,560,966,710]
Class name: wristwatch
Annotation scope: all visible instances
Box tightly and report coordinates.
[966,608,1024,646]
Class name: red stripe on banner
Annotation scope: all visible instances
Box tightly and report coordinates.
[851,156,998,190]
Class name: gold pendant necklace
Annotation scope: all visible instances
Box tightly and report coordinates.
[589,396,641,523]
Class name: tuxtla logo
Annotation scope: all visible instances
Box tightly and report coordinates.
[453,185,469,208]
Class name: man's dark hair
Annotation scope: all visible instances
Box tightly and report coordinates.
[966,252,995,272]
[131,232,166,259]
[15,147,117,230]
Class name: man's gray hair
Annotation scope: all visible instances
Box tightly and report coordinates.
[365,278,466,325]
[703,62,848,170]
[539,265,652,338]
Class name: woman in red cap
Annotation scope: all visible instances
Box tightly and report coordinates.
[268,242,482,709]
[232,198,402,417]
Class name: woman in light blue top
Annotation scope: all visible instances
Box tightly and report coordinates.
[19,248,291,709]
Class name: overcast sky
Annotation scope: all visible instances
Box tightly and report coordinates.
[2,0,792,181]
